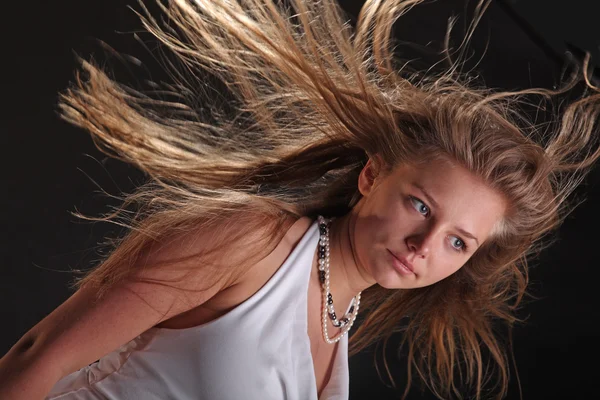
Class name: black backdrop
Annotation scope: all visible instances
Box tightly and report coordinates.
[1,1,598,399]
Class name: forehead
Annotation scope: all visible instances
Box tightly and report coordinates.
[387,159,507,241]
[388,158,487,192]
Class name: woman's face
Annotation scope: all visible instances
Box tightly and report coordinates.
[352,156,506,289]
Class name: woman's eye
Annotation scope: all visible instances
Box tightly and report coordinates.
[410,196,429,216]
[450,236,465,251]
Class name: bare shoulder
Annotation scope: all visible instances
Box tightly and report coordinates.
[154,214,314,329]
[135,212,294,282]
[205,213,309,284]
[230,215,314,287]
[211,214,313,300]
[242,214,313,275]
[282,215,315,248]
[133,212,308,312]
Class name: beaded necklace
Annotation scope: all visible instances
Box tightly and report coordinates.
[316,215,361,344]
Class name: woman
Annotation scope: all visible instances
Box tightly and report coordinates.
[1,0,598,399]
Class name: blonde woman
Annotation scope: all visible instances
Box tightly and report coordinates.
[1,0,599,399]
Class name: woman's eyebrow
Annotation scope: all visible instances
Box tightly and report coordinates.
[455,227,480,246]
[411,182,480,246]
[412,182,439,209]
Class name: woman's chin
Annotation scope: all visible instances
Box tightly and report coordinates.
[374,272,406,289]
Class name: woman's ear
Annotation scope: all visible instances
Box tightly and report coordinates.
[357,155,383,197]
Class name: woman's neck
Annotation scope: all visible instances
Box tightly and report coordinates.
[324,211,376,314]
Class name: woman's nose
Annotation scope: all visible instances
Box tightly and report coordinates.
[406,233,431,258]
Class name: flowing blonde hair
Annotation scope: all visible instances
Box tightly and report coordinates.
[58,0,600,399]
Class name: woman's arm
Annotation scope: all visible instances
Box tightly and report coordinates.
[0,334,64,400]
[0,276,227,400]
[0,219,260,399]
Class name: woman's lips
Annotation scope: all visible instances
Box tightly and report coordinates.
[388,249,415,276]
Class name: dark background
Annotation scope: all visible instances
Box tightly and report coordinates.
[1,0,599,399]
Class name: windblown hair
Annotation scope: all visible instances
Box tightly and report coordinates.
[58,0,600,399]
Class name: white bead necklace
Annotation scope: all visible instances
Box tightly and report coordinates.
[317,215,361,344]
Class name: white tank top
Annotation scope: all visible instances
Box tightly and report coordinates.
[46,218,350,400]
